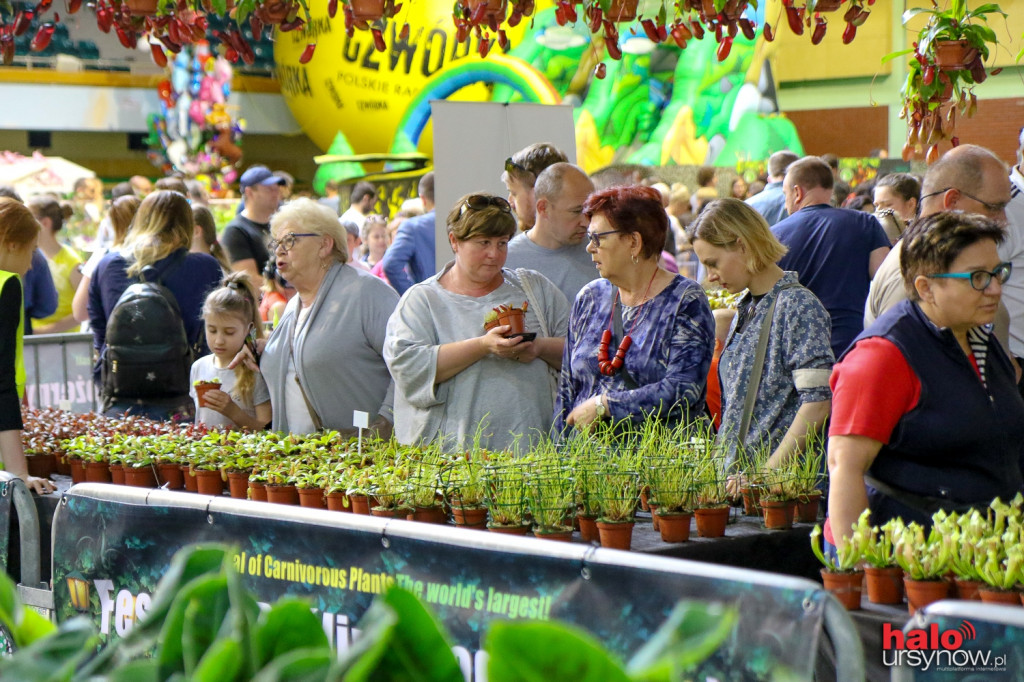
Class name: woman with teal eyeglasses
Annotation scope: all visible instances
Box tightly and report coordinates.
[826,211,1024,552]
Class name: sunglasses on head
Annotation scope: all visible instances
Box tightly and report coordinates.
[459,195,512,217]
[504,157,531,177]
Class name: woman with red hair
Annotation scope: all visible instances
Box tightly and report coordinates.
[554,186,715,433]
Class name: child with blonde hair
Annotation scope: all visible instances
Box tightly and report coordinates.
[190,272,271,429]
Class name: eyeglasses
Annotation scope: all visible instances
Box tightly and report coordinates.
[268,233,318,253]
[504,157,530,176]
[586,229,622,248]
[920,188,1010,215]
[927,262,1012,291]
[459,195,512,218]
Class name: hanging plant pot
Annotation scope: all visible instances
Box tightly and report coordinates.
[821,569,863,610]
[694,505,730,538]
[158,463,184,490]
[194,469,225,496]
[349,0,387,21]
[865,566,904,605]
[934,40,979,71]
[465,0,507,19]
[904,577,949,615]
[653,510,692,543]
[109,464,125,486]
[604,0,637,23]
[810,0,843,11]
[125,0,159,15]
[124,465,158,488]
[298,487,327,509]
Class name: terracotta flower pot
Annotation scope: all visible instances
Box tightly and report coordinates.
[904,577,949,615]
[249,480,268,502]
[349,493,371,515]
[979,588,1021,605]
[654,510,692,543]
[865,566,904,605]
[85,461,112,483]
[934,39,979,71]
[266,484,299,505]
[577,513,599,542]
[954,578,984,601]
[408,505,447,524]
[349,0,387,21]
[821,569,864,610]
[56,453,72,476]
[125,0,159,15]
[596,520,634,550]
[26,453,56,478]
[109,463,125,485]
[182,464,198,493]
[158,463,184,490]
[649,503,660,531]
[496,309,526,335]
[69,458,87,484]
[694,505,730,538]
[761,499,796,530]
[488,523,530,535]
[194,469,224,496]
[606,0,638,22]
[534,527,573,542]
[371,506,407,518]
[740,486,761,516]
[298,487,327,509]
[452,506,488,528]
[465,0,507,20]
[225,472,249,499]
[124,465,158,488]
[811,0,842,11]
[326,491,351,511]
[194,381,221,408]
[797,491,822,523]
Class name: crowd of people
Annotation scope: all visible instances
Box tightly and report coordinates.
[2,134,1023,554]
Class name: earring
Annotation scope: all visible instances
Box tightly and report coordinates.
[631,253,639,265]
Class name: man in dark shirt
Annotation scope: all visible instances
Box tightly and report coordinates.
[222,166,285,288]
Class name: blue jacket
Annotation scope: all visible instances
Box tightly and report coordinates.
[22,248,57,334]
[382,210,436,296]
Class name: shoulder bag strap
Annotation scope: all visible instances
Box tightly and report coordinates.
[737,283,800,443]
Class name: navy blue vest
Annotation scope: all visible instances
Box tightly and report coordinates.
[843,299,1024,526]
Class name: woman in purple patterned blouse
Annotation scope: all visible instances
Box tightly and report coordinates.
[553,186,715,434]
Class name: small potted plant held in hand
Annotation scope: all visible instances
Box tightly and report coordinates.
[193,377,222,408]
[483,301,530,337]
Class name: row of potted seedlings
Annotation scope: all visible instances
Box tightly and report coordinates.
[814,494,1024,613]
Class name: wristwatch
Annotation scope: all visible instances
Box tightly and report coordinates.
[594,395,606,419]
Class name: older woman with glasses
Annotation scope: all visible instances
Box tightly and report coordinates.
[827,212,1024,550]
[259,198,398,435]
[553,186,715,433]
[384,193,569,451]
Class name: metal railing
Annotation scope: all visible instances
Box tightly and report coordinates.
[23,332,98,413]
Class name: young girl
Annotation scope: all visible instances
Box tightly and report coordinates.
[190,273,271,429]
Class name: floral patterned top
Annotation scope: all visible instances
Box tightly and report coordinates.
[717,271,834,468]
[553,275,715,435]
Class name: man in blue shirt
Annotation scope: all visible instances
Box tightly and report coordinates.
[747,150,798,226]
[773,156,890,358]
[383,172,435,296]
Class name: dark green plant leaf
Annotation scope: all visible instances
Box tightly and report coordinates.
[486,620,631,682]
[181,577,233,676]
[192,637,244,682]
[326,598,398,681]
[0,617,98,682]
[626,601,738,681]
[253,598,330,670]
[225,558,262,678]
[251,647,334,682]
[106,658,161,682]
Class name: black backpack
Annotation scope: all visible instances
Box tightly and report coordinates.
[101,261,193,401]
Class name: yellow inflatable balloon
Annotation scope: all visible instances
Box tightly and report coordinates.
[274,0,536,154]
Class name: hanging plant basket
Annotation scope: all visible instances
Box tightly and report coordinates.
[349,0,386,22]
[465,0,508,19]
[933,40,979,70]
[810,0,843,11]
[605,0,638,22]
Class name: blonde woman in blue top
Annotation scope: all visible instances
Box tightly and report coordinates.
[688,198,833,473]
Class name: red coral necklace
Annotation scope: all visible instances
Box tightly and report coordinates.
[598,268,659,376]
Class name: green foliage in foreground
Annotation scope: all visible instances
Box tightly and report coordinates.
[0,544,735,681]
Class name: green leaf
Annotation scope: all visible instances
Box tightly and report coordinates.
[107,659,162,682]
[0,617,99,681]
[15,607,57,647]
[251,647,334,682]
[326,598,398,680]
[626,601,738,680]
[193,638,244,682]
[181,577,233,676]
[486,620,631,682]
[253,598,330,670]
